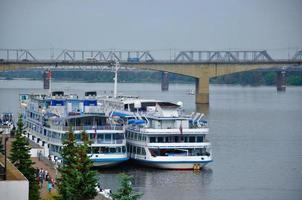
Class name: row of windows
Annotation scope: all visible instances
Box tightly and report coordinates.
[27,119,125,143]
[50,144,62,153]
[27,111,42,122]
[149,136,204,143]
[125,130,146,141]
[90,146,126,154]
[127,144,146,156]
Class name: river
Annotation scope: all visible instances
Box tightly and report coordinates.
[0,80,302,200]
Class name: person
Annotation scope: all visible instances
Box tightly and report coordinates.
[44,170,48,180]
[47,180,52,192]
[38,150,42,161]
[39,174,43,188]
[36,168,40,178]
[51,178,55,188]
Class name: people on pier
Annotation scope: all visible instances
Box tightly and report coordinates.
[35,167,56,190]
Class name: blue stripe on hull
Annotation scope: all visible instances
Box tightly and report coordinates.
[91,157,129,167]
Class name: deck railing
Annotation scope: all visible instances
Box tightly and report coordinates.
[48,125,123,131]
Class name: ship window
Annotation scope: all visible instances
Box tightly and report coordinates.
[138,147,142,155]
[75,134,81,141]
[150,137,156,143]
[158,137,164,143]
[127,145,130,153]
[122,146,126,153]
[189,136,195,142]
[92,147,99,154]
[116,147,121,153]
[133,146,137,154]
[105,134,111,141]
[97,134,104,139]
[138,134,142,141]
[128,131,131,139]
[142,148,146,155]
[134,133,138,140]
[197,136,203,142]
[114,133,124,140]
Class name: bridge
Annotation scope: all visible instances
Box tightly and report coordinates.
[1,48,302,104]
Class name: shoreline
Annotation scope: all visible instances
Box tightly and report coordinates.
[1,78,302,87]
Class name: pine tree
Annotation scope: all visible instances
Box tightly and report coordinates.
[56,128,78,199]
[56,129,97,200]
[9,115,40,200]
[111,173,143,200]
[0,141,3,154]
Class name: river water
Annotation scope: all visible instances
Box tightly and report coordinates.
[1,80,302,200]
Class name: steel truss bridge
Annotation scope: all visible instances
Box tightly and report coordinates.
[0,49,302,65]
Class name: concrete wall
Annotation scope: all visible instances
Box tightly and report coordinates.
[29,148,44,158]
[0,180,29,200]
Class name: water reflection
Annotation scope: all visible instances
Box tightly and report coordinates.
[97,163,213,200]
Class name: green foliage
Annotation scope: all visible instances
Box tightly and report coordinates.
[56,129,97,200]
[288,75,302,85]
[9,115,40,200]
[1,69,301,85]
[10,126,16,137]
[111,173,143,200]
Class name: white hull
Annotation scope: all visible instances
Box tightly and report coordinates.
[92,159,128,167]
[133,159,212,169]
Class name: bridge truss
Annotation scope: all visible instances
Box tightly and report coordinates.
[0,48,301,64]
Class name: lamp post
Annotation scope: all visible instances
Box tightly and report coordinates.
[4,136,8,180]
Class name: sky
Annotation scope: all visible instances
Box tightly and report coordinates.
[0,0,301,58]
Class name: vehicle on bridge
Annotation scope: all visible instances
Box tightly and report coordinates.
[127,57,140,63]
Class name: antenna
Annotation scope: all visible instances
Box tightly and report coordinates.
[113,60,120,98]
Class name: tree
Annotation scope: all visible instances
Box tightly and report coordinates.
[56,129,98,200]
[0,140,3,154]
[111,173,143,200]
[9,115,40,200]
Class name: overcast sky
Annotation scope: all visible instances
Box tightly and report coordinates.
[0,0,301,58]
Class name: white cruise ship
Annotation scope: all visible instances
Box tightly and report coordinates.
[99,96,213,170]
[19,91,128,167]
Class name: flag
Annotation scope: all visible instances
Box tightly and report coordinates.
[93,126,97,140]
[179,123,183,135]
[179,123,184,141]
[48,70,52,80]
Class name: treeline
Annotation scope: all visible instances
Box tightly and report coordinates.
[1,70,302,85]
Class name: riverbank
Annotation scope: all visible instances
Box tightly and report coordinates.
[1,70,302,85]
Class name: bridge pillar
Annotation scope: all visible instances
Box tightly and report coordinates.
[195,76,209,104]
[276,71,286,92]
[161,72,169,91]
